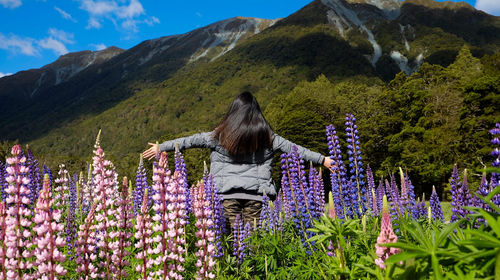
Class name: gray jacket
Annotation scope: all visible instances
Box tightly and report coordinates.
[159,131,324,201]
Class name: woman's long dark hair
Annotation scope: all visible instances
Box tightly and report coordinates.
[214,91,273,155]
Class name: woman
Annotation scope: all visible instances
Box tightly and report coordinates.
[143,91,333,229]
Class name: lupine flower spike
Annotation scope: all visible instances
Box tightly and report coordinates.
[75,201,98,279]
[4,144,34,279]
[134,189,153,280]
[375,195,401,269]
[192,181,216,279]
[326,124,347,219]
[33,174,67,279]
[345,113,366,216]
[429,186,444,222]
[111,177,134,280]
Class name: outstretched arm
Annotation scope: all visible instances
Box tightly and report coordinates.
[143,131,214,160]
[273,134,334,170]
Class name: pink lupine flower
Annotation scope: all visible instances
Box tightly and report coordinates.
[91,136,119,279]
[135,188,153,280]
[75,202,98,279]
[149,152,171,279]
[33,174,67,279]
[149,152,187,280]
[165,171,188,278]
[0,202,7,279]
[192,181,216,279]
[375,195,401,269]
[4,144,34,280]
[111,177,134,280]
[53,164,69,211]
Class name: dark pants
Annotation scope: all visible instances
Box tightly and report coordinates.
[223,199,262,233]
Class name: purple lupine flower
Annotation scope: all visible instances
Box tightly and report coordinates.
[133,155,149,216]
[26,146,41,206]
[309,163,324,219]
[327,241,335,257]
[279,175,293,220]
[345,113,366,216]
[371,188,379,216]
[204,173,225,258]
[399,168,409,207]
[376,180,385,214]
[450,164,461,222]
[317,168,326,213]
[280,153,304,232]
[281,147,314,244]
[33,174,67,279]
[385,178,399,220]
[490,123,500,206]
[404,172,418,219]
[390,175,404,218]
[232,214,251,264]
[457,170,472,220]
[0,162,7,202]
[472,174,490,227]
[473,174,490,211]
[175,146,192,215]
[326,124,347,219]
[4,144,34,278]
[42,164,53,187]
[259,193,275,234]
[273,190,285,232]
[430,186,444,222]
[366,165,375,214]
[69,174,78,215]
[416,194,427,219]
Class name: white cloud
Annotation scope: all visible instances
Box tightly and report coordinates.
[117,0,143,18]
[0,33,37,55]
[54,6,77,22]
[195,12,202,18]
[39,38,69,56]
[87,17,102,29]
[476,0,500,16]
[91,43,107,51]
[80,0,117,17]
[121,19,138,32]
[0,72,13,78]
[48,28,75,44]
[79,0,155,32]
[0,0,21,9]
[144,16,160,26]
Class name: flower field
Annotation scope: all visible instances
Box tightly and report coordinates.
[0,116,499,280]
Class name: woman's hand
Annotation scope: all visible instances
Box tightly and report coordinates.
[323,157,335,172]
[143,142,159,160]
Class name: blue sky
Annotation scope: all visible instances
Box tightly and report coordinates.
[0,0,497,77]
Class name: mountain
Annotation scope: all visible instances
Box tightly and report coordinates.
[0,0,498,186]
[0,16,278,140]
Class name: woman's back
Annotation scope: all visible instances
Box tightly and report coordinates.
[158,131,324,201]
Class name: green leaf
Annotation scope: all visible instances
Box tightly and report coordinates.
[385,251,424,263]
